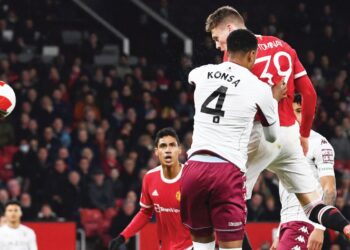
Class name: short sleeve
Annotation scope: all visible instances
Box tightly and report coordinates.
[188,67,202,85]
[28,230,38,250]
[255,81,279,126]
[139,175,153,209]
[314,137,335,177]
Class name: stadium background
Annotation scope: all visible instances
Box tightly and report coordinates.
[0,0,349,249]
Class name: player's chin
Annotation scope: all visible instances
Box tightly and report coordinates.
[163,158,173,165]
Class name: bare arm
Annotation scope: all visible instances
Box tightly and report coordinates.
[320,176,336,205]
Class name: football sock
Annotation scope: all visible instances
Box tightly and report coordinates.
[192,241,215,250]
[219,248,242,250]
[242,233,252,250]
[305,202,349,232]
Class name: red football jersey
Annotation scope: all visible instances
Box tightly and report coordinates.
[224,35,307,126]
[140,165,192,250]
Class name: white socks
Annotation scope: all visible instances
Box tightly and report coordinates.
[219,248,242,250]
[192,241,215,250]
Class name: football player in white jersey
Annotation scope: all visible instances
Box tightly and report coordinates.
[0,201,38,250]
[180,29,279,250]
[271,94,337,250]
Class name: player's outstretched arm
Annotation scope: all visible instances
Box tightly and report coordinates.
[109,207,153,250]
[295,75,317,155]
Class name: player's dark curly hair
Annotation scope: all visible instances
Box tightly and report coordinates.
[154,127,180,147]
[294,93,302,104]
[227,29,257,54]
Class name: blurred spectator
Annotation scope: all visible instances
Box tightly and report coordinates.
[109,200,137,248]
[37,203,58,222]
[89,169,114,210]
[20,193,36,221]
[110,169,124,199]
[63,171,84,221]
[247,193,266,222]
[7,178,21,201]
[102,147,120,176]
[0,189,9,208]
[330,126,350,160]
[44,159,68,215]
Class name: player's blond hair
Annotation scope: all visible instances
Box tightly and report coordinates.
[205,6,245,32]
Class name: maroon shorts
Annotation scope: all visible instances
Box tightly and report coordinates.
[180,159,246,241]
[279,221,314,250]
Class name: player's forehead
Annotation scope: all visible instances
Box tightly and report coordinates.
[292,102,301,110]
[157,136,178,146]
[5,204,20,211]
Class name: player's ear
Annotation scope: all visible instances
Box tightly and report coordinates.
[154,147,159,157]
[248,50,257,63]
[178,144,183,155]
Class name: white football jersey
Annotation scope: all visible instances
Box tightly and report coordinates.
[0,224,38,250]
[187,62,279,172]
[279,130,335,223]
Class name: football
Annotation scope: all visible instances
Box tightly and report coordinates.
[0,81,16,117]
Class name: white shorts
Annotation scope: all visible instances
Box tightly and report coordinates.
[245,122,317,199]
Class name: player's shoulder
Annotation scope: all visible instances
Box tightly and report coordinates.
[19,224,36,235]
[190,64,214,74]
[257,35,294,52]
[310,130,333,149]
[144,166,161,179]
[189,64,213,84]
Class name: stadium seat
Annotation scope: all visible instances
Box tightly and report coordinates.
[80,209,104,237]
[104,207,118,220]
[114,199,124,209]
[334,160,346,170]
[61,30,83,45]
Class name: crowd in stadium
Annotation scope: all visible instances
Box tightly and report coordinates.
[0,0,350,249]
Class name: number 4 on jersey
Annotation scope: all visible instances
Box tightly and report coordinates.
[201,86,227,123]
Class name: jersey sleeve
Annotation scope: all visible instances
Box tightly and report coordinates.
[255,80,279,126]
[28,230,38,250]
[121,207,153,240]
[293,51,307,79]
[314,137,335,177]
[139,175,153,209]
[188,67,202,85]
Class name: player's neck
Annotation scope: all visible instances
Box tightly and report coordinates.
[7,221,20,229]
[162,162,181,179]
[228,58,248,69]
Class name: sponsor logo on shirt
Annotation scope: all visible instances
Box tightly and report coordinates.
[154,204,180,213]
[228,221,242,227]
[292,246,301,250]
[176,191,181,202]
[152,190,159,196]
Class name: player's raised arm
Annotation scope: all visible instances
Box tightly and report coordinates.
[294,53,317,155]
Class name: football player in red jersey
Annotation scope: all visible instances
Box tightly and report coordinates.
[109,127,192,250]
[205,6,350,242]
